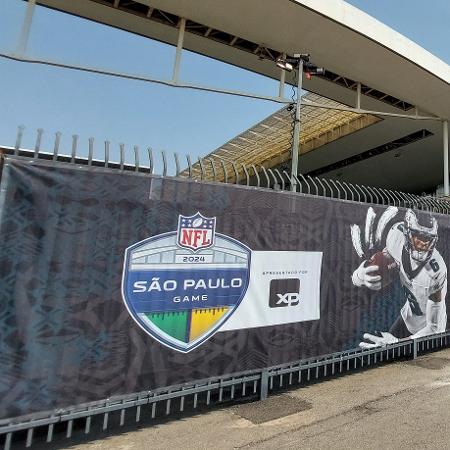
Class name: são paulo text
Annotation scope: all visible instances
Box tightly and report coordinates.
[132,277,243,292]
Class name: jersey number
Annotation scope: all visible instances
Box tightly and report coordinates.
[430,259,440,273]
[403,286,424,316]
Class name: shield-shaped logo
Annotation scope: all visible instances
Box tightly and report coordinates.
[122,213,251,353]
[177,212,216,252]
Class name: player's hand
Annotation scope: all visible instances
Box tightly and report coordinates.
[359,332,398,349]
[351,261,381,290]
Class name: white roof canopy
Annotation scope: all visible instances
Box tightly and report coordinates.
[18,0,450,193]
[33,0,450,119]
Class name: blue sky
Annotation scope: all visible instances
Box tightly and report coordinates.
[0,0,449,167]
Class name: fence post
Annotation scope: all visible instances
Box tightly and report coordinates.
[260,369,269,400]
[413,339,418,360]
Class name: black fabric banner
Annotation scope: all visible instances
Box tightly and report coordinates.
[0,157,449,421]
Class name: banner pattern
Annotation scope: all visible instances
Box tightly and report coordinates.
[0,157,448,421]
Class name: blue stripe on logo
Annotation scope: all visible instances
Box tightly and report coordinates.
[125,268,248,313]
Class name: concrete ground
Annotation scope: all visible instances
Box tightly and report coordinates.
[38,348,450,450]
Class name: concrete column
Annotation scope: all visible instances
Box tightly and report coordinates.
[16,0,36,56]
[172,18,186,83]
[444,120,449,196]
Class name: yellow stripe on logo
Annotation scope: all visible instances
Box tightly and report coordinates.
[189,307,229,341]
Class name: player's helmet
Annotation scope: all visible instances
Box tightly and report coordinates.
[403,209,438,262]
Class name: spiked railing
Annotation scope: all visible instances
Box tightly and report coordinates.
[3,126,450,214]
[2,127,450,449]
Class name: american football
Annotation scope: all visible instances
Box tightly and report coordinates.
[192,217,203,227]
[365,251,397,287]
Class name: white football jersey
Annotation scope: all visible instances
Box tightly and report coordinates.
[385,222,447,334]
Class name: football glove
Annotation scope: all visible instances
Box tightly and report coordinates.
[351,261,381,290]
[359,331,398,349]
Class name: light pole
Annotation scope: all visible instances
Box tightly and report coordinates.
[290,58,304,192]
[276,54,324,191]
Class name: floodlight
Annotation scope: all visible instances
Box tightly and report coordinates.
[276,54,324,76]
[303,62,325,76]
[276,57,294,72]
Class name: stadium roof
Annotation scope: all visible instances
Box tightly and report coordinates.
[183,93,381,183]
[23,0,450,193]
[32,0,450,119]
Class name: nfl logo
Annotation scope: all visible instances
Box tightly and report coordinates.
[177,212,216,252]
[122,212,251,352]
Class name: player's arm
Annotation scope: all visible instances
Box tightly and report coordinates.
[410,275,447,339]
[360,286,446,347]
[350,208,399,291]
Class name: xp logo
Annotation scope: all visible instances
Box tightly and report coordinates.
[122,212,251,353]
[269,278,301,308]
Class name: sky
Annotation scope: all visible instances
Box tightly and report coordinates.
[0,0,449,169]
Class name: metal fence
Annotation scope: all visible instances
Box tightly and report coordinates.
[4,126,450,213]
[1,331,449,449]
[2,127,450,448]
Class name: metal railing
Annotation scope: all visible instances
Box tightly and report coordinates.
[3,126,450,214]
[2,127,450,447]
[1,331,449,449]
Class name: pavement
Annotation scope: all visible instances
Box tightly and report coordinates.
[36,348,450,450]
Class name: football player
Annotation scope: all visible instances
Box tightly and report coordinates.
[351,207,447,348]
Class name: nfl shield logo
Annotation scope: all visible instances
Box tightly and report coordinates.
[122,213,251,353]
[177,212,216,252]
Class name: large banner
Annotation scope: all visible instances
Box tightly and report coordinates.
[0,157,449,421]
